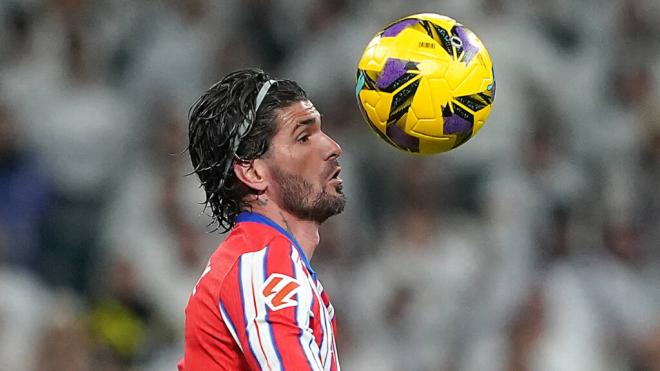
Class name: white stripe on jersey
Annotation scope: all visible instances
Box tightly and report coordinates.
[327,302,335,321]
[301,267,333,371]
[332,333,341,371]
[315,281,339,370]
[240,249,281,371]
[290,246,324,371]
[219,300,243,353]
[315,281,335,320]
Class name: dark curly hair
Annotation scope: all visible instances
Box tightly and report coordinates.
[188,68,308,233]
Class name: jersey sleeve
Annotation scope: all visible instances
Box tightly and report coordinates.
[219,236,324,371]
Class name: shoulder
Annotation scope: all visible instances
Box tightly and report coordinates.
[224,235,298,279]
[213,223,297,265]
[215,229,298,285]
[216,235,305,313]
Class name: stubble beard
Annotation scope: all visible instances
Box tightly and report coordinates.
[271,166,346,224]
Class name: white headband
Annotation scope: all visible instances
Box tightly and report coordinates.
[255,79,275,112]
[233,79,277,156]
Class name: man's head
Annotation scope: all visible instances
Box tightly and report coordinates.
[188,68,345,232]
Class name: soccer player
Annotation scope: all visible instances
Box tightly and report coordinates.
[179,68,345,370]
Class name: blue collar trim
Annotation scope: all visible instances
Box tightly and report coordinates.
[235,211,317,279]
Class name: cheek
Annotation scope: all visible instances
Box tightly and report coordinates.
[302,162,323,183]
[295,161,325,188]
[286,151,322,176]
[271,145,324,183]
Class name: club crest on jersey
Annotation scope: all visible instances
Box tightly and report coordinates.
[261,273,301,311]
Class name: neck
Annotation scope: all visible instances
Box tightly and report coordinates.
[247,200,320,260]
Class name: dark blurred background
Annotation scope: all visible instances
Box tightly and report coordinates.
[1,0,660,370]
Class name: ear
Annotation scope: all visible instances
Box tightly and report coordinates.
[233,159,268,193]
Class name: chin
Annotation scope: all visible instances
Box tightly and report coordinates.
[313,192,346,224]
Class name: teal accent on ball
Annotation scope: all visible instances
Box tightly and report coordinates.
[355,72,365,98]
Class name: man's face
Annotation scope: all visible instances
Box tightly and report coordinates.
[264,100,345,223]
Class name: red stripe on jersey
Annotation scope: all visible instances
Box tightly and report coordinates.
[232,256,256,369]
[249,267,273,370]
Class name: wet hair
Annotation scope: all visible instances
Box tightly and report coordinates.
[188,68,308,232]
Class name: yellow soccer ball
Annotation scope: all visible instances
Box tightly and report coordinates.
[356,13,495,155]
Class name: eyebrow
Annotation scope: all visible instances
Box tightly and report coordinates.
[294,113,322,129]
[298,117,317,127]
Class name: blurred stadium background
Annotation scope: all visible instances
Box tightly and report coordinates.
[2,0,660,370]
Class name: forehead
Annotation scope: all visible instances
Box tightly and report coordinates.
[274,100,319,131]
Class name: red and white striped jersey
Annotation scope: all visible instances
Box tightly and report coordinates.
[179,212,340,371]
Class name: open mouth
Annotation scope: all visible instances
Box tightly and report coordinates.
[329,167,341,180]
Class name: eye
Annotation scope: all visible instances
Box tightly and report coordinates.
[297,134,310,143]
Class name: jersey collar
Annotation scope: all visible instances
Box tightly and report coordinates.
[235,211,317,280]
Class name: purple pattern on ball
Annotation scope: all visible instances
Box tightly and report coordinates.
[454,26,480,64]
[386,123,419,152]
[444,114,471,135]
[377,59,407,89]
[383,19,419,37]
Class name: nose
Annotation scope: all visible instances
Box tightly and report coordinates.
[322,132,342,160]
